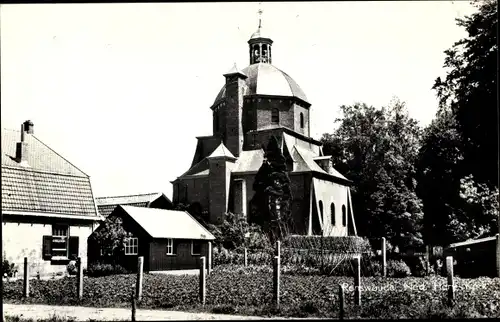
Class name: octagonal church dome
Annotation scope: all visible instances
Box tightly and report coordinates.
[214,63,308,104]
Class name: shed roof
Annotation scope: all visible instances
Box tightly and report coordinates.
[448,235,498,248]
[119,205,215,240]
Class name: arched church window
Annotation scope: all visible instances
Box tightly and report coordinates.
[300,113,304,128]
[271,108,279,124]
[253,45,260,62]
[319,201,324,224]
[342,205,347,227]
[330,203,335,226]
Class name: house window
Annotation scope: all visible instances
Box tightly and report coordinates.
[42,225,79,261]
[300,112,304,128]
[191,241,202,256]
[125,237,138,255]
[51,225,69,258]
[271,108,279,124]
[342,205,347,227]
[166,238,175,255]
[331,203,336,226]
[319,201,324,224]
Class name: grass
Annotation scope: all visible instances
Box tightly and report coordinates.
[4,314,130,322]
[3,265,500,319]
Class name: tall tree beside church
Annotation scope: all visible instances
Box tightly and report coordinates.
[250,136,293,243]
[416,109,499,245]
[416,110,467,245]
[432,0,498,189]
[321,99,424,251]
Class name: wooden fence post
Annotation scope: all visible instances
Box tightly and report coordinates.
[354,256,361,306]
[199,256,206,305]
[273,255,280,309]
[496,233,499,278]
[338,284,345,320]
[23,257,29,298]
[136,256,144,301]
[244,247,248,267]
[446,256,454,306]
[207,241,212,275]
[131,291,136,322]
[77,257,83,300]
[381,237,387,277]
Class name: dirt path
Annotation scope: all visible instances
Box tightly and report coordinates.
[3,303,268,321]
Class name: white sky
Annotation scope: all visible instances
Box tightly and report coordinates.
[0,2,478,199]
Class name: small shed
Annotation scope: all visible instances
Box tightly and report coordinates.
[445,234,500,278]
[88,205,215,272]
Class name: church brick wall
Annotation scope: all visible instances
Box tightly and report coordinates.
[182,177,210,210]
[293,104,310,137]
[255,98,294,130]
[224,78,245,157]
[208,159,235,224]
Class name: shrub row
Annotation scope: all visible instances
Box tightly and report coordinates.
[282,235,373,255]
[213,246,414,277]
[84,262,129,277]
[3,269,500,319]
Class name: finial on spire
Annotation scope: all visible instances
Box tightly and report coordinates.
[258,3,263,28]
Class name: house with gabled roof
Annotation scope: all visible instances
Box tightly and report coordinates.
[95,192,173,218]
[88,205,215,272]
[1,120,102,278]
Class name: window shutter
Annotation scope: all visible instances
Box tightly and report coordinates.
[69,236,79,260]
[42,236,52,260]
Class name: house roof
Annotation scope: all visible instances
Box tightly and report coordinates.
[1,128,99,218]
[96,192,171,217]
[1,129,88,176]
[96,192,164,206]
[119,205,215,240]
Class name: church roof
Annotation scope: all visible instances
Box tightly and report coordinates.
[207,142,236,159]
[223,63,247,78]
[214,63,308,105]
[249,25,270,40]
[292,145,349,181]
[233,149,265,173]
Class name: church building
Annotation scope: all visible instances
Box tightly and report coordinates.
[171,17,357,237]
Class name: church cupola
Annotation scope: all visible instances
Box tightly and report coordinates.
[248,9,273,65]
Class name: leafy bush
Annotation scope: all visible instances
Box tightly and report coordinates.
[282,236,373,255]
[3,270,500,319]
[387,259,412,277]
[403,256,432,277]
[85,263,129,277]
[2,258,18,278]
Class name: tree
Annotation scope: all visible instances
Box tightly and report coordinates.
[249,135,293,244]
[416,110,468,245]
[88,215,131,261]
[432,0,498,188]
[321,98,424,252]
